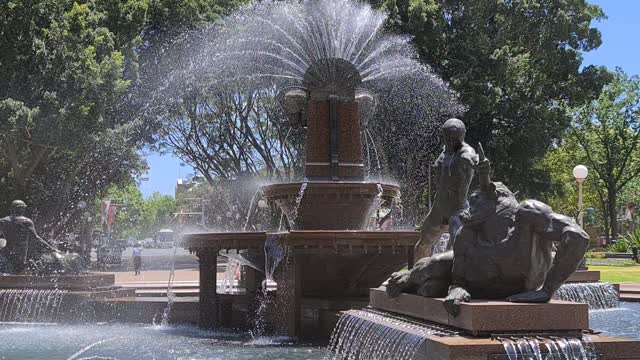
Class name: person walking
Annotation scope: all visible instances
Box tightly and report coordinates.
[132,243,143,275]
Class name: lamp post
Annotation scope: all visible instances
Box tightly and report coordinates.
[77,200,88,261]
[573,165,589,227]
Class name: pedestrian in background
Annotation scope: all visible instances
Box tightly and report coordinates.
[133,243,143,275]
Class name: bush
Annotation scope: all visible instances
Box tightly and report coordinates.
[606,240,631,253]
[585,250,606,259]
[621,229,640,248]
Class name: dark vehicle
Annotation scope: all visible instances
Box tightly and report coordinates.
[115,239,127,250]
[97,245,122,269]
[155,229,175,249]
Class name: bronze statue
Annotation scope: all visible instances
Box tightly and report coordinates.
[386,140,590,316]
[415,118,478,260]
[0,200,83,274]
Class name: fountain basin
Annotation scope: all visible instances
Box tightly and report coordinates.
[261,181,400,230]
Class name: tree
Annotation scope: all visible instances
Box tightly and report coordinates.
[0,0,246,236]
[158,85,303,230]
[571,69,640,240]
[103,183,176,239]
[369,0,609,197]
[538,134,601,227]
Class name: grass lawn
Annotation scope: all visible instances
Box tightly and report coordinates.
[589,265,640,283]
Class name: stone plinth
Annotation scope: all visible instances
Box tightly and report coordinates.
[0,273,115,290]
[370,288,589,335]
[567,270,601,282]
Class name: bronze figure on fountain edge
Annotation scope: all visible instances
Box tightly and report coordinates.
[384,119,590,317]
[0,200,84,275]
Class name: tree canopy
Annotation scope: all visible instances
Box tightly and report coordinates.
[0,0,245,236]
[369,0,610,197]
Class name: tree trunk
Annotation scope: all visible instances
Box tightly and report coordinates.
[608,186,618,241]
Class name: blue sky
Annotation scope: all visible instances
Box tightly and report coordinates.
[139,0,640,198]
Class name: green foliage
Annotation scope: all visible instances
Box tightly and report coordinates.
[606,240,630,253]
[0,0,246,236]
[103,183,176,239]
[369,0,608,197]
[571,69,640,239]
[585,250,605,259]
[621,228,640,249]
[539,69,640,240]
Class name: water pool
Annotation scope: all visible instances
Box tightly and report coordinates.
[590,301,640,340]
[0,323,325,360]
[2,302,638,360]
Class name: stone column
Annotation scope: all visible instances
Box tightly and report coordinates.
[197,248,218,329]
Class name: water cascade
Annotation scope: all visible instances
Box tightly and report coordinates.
[0,289,67,323]
[160,235,180,326]
[498,336,598,360]
[243,189,262,231]
[326,308,461,360]
[553,283,619,309]
[288,182,307,229]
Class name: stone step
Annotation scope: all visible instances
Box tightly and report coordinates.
[620,293,640,302]
[619,284,640,293]
[135,288,199,297]
[117,281,200,289]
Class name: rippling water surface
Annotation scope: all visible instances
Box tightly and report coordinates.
[590,301,640,340]
[0,323,324,360]
[1,302,638,359]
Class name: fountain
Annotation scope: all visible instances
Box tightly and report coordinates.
[181,0,465,338]
[3,0,640,358]
[0,200,135,322]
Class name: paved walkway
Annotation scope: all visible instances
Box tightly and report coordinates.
[97,269,201,284]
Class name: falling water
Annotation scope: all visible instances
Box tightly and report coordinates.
[243,188,262,231]
[0,289,67,323]
[498,336,600,360]
[288,182,307,228]
[251,234,287,337]
[392,191,404,225]
[553,283,619,309]
[326,308,460,360]
[370,183,385,229]
[160,235,179,326]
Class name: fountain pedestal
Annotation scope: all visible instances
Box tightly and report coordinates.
[185,230,419,337]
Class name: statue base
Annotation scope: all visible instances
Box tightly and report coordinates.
[369,288,588,335]
[327,288,640,359]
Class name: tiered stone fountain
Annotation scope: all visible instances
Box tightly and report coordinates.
[185,58,419,338]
